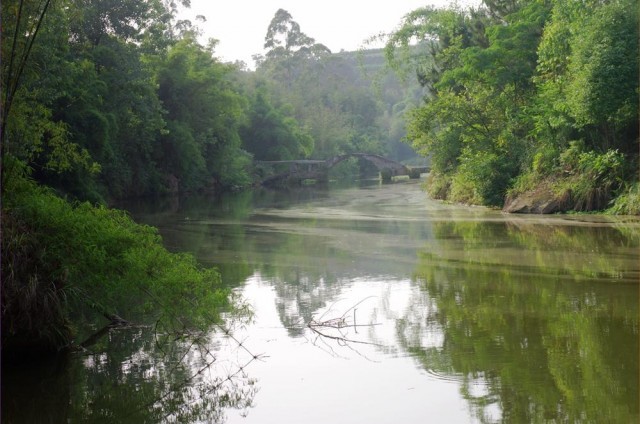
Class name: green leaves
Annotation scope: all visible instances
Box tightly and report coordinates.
[388,0,638,211]
[536,0,638,152]
[2,0,256,198]
[155,37,249,190]
[240,84,311,161]
[2,174,231,351]
[566,0,638,129]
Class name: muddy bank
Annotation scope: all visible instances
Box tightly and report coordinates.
[503,184,570,214]
[502,178,622,214]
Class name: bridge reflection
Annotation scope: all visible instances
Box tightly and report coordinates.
[256,153,428,186]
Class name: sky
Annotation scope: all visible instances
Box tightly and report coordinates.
[180,0,466,68]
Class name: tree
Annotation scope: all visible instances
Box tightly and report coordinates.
[255,9,393,162]
[565,0,638,151]
[387,1,553,206]
[1,0,98,191]
[262,8,330,62]
[240,82,313,161]
[2,0,257,200]
[536,0,638,154]
[155,36,250,190]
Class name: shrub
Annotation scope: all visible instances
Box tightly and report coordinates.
[2,174,229,354]
[424,172,452,199]
[556,144,625,211]
[609,182,640,215]
[449,150,514,207]
[2,210,74,354]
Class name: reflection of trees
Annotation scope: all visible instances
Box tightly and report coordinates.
[431,219,639,282]
[127,185,441,339]
[398,220,639,423]
[2,326,257,423]
[255,216,433,337]
[271,270,343,337]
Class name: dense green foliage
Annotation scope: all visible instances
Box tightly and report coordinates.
[387,0,639,212]
[240,81,314,161]
[2,0,253,201]
[2,170,229,353]
[1,0,238,353]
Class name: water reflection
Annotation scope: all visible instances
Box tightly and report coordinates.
[400,220,639,423]
[32,181,637,423]
[2,325,257,423]
[129,182,638,423]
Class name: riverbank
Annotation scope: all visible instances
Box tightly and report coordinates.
[503,179,640,215]
[423,170,640,215]
[1,174,231,358]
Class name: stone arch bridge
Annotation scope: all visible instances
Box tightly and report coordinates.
[256,153,428,186]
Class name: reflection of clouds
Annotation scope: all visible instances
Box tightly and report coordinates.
[391,282,445,353]
[265,274,449,359]
[270,271,344,337]
[82,352,107,370]
[464,375,502,423]
[225,274,473,422]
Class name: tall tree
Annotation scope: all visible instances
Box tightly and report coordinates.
[535,0,638,154]
[1,0,98,191]
[2,0,254,200]
[256,9,397,162]
[262,8,330,62]
[155,36,250,190]
[389,1,552,205]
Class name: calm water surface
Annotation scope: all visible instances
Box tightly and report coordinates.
[4,180,639,423]
[133,180,639,423]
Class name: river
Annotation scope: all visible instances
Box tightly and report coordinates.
[3,180,639,423]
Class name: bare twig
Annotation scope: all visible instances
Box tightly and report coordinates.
[306,297,384,351]
[307,323,383,347]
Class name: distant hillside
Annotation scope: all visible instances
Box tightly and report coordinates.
[334,48,388,75]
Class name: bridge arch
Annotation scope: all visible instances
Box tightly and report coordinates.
[326,153,410,176]
[257,153,427,186]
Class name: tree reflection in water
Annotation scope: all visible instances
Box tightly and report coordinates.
[3,317,259,423]
[398,220,639,423]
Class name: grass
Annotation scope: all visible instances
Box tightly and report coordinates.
[608,182,640,215]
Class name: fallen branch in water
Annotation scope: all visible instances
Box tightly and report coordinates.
[307,320,381,346]
[306,297,383,350]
